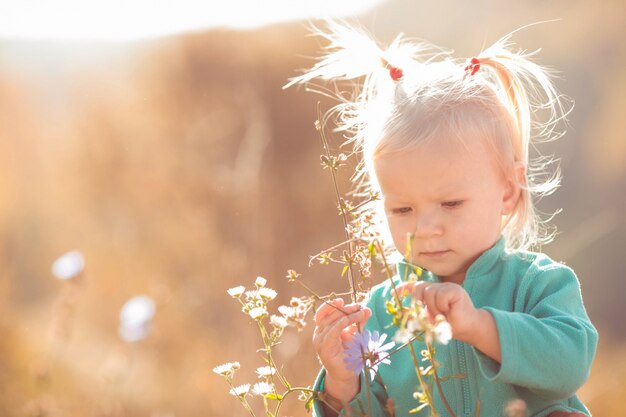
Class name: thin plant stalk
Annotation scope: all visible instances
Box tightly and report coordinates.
[375,239,462,417]
[316,102,373,417]
[428,343,458,417]
[407,343,439,417]
[375,240,439,417]
[316,102,358,305]
[257,320,290,390]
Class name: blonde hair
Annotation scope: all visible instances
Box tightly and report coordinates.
[285,21,570,251]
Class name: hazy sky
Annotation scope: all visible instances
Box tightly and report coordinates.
[0,0,385,41]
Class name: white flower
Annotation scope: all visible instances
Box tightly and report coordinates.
[255,276,267,287]
[229,384,250,397]
[257,287,277,300]
[393,328,412,344]
[227,286,245,298]
[252,381,273,396]
[277,305,295,317]
[256,366,276,377]
[213,361,240,376]
[248,307,267,320]
[433,320,452,345]
[51,250,84,280]
[408,272,418,281]
[270,315,288,329]
[118,295,156,342]
[407,317,423,333]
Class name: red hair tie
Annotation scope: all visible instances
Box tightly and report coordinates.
[389,66,403,81]
[381,58,403,81]
[464,57,481,76]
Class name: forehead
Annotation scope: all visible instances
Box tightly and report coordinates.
[373,135,503,198]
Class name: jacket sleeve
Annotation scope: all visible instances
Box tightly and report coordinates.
[312,369,390,417]
[473,262,598,400]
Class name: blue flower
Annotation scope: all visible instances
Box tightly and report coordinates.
[344,330,395,380]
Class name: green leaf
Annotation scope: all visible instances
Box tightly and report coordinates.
[305,395,314,412]
[265,392,284,401]
[368,241,376,257]
[341,264,349,278]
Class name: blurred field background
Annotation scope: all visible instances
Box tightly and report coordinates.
[0,0,624,416]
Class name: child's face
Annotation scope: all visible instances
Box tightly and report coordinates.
[374,135,519,283]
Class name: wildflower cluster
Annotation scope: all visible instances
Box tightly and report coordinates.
[277,296,315,331]
[214,277,318,416]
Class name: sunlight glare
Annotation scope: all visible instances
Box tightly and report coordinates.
[0,0,386,41]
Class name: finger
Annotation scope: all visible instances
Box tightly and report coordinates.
[422,284,441,320]
[341,306,372,338]
[315,298,345,325]
[411,281,430,303]
[314,305,365,346]
[323,308,369,341]
[355,307,372,327]
[317,303,362,329]
[434,284,457,316]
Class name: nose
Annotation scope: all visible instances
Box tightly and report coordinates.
[413,210,443,239]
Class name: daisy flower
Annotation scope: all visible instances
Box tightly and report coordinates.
[248,307,267,320]
[256,366,276,377]
[270,315,288,329]
[257,287,277,301]
[213,361,241,377]
[229,384,250,398]
[343,330,395,380]
[252,381,273,396]
[227,286,245,298]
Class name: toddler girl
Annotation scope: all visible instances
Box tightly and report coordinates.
[286,22,597,417]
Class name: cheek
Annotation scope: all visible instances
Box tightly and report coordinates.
[463,203,504,240]
[386,218,413,250]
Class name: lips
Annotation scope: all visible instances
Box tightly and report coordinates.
[420,250,450,258]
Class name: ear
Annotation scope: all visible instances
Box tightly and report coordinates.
[501,162,525,215]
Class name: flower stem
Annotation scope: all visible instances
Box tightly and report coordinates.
[257,320,290,390]
[273,387,327,417]
[316,102,358,305]
[308,238,360,267]
[428,343,458,417]
[407,342,439,417]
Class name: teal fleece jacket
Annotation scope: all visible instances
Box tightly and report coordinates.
[312,237,598,417]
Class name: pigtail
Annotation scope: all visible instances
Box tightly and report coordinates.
[470,33,571,249]
[283,20,395,138]
[473,34,568,166]
[283,20,443,153]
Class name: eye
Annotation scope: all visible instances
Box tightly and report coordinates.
[391,207,412,215]
[441,200,464,209]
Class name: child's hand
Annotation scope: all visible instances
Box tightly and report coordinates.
[313,298,371,402]
[394,281,480,344]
